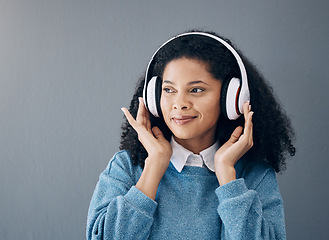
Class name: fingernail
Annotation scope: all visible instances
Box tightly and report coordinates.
[249,105,251,111]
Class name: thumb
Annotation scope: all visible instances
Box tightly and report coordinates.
[152,126,165,140]
[228,126,243,144]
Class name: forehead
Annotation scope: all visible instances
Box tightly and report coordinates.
[162,58,220,84]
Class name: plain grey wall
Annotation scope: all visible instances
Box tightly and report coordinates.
[1,0,328,239]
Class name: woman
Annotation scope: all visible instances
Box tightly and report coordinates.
[87,31,295,239]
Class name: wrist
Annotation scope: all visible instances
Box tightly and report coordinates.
[136,168,160,200]
[215,163,236,186]
[136,156,170,200]
[144,155,170,177]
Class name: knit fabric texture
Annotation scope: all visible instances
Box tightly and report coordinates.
[87,150,286,239]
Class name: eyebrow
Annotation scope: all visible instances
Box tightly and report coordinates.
[162,80,209,85]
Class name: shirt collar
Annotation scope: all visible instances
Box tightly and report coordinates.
[170,136,219,173]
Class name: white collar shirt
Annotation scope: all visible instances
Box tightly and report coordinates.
[170,136,220,173]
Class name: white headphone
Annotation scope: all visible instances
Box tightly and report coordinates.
[143,32,250,120]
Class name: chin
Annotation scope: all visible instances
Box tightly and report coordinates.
[171,130,195,141]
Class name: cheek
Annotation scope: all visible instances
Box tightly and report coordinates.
[160,97,172,127]
[160,96,170,115]
[202,98,221,122]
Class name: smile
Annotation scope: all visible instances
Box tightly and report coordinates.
[171,116,197,125]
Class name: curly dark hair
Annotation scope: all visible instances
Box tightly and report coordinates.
[120,30,296,173]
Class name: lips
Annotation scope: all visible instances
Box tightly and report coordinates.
[171,115,197,125]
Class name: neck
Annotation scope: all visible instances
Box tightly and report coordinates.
[174,135,216,154]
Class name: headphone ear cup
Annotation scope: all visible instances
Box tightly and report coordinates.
[145,76,162,118]
[220,79,230,119]
[154,76,163,118]
[221,78,241,120]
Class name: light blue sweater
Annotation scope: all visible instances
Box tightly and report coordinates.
[87,150,286,239]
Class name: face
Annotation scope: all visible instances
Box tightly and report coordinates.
[160,58,222,149]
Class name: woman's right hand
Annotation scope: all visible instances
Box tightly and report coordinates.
[121,97,172,199]
[121,97,172,162]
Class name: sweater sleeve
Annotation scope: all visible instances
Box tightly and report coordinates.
[215,166,286,240]
[86,151,158,240]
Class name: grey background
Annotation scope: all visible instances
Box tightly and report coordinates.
[1,0,328,239]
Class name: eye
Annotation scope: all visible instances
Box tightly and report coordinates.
[163,87,174,93]
[190,88,205,93]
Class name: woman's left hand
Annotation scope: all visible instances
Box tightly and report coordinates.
[214,101,254,185]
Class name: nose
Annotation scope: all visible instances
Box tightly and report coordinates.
[173,93,191,110]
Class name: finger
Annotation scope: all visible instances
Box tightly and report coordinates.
[121,107,139,130]
[122,106,160,153]
[136,98,146,125]
[243,101,250,120]
[137,97,152,132]
[241,111,254,150]
[248,112,254,144]
[146,111,151,132]
[242,100,252,133]
[141,97,152,131]
[152,126,165,140]
[228,126,243,144]
[244,111,254,137]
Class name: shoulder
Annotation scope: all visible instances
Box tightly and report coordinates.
[235,156,276,190]
[108,150,133,168]
[103,150,142,184]
[107,150,139,173]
